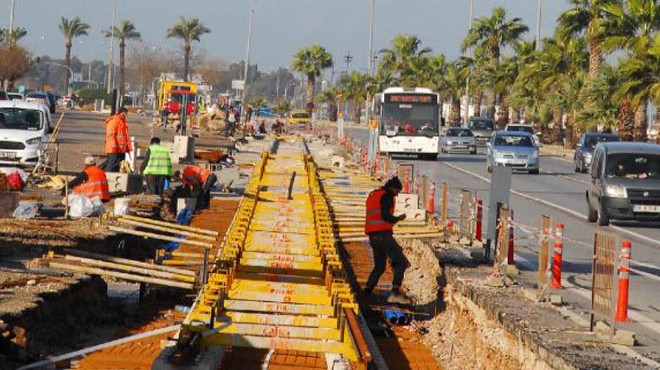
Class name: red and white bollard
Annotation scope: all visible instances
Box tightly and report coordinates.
[428,182,436,214]
[551,222,564,289]
[615,241,632,322]
[413,175,420,195]
[403,168,410,193]
[508,210,515,264]
[374,152,380,175]
[475,199,483,241]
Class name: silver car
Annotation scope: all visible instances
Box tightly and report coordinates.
[486,131,540,174]
[440,127,477,154]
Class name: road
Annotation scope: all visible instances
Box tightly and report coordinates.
[346,127,660,359]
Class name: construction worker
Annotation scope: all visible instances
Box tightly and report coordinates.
[101,107,132,172]
[181,165,217,209]
[363,176,411,305]
[69,156,111,201]
[140,137,173,195]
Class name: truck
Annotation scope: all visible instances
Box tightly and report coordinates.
[157,80,198,118]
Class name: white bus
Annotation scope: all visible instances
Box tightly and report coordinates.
[374,87,440,160]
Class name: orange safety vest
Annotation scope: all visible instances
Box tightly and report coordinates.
[182,166,211,187]
[364,188,395,234]
[116,116,132,153]
[73,166,110,201]
[104,114,131,154]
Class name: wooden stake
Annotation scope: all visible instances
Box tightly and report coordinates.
[108,226,214,249]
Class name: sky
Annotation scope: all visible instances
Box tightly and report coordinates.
[3,0,570,73]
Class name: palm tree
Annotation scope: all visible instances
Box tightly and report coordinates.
[105,20,141,96]
[2,27,27,44]
[317,86,340,122]
[339,72,369,123]
[59,17,90,90]
[557,0,620,77]
[378,35,431,85]
[291,45,333,113]
[441,63,467,125]
[166,17,210,81]
[603,0,660,141]
[462,7,529,62]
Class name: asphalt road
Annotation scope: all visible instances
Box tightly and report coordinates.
[346,127,660,360]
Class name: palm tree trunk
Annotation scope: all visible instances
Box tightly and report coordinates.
[497,94,509,128]
[471,90,482,117]
[65,43,72,92]
[119,41,125,97]
[588,39,601,78]
[306,76,315,114]
[183,44,190,81]
[486,90,496,121]
[449,99,461,125]
[564,111,575,149]
[353,98,361,124]
[552,109,563,145]
[511,107,521,123]
[634,98,648,142]
[617,99,634,141]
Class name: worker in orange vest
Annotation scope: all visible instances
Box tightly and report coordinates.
[69,156,111,201]
[181,165,218,209]
[363,176,411,305]
[101,107,132,172]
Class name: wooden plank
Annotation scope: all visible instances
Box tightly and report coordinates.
[119,215,219,236]
[63,248,196,276]
[108,226,214,249]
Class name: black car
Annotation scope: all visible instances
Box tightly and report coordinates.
[574,132,620,173]
[586,142,660,225]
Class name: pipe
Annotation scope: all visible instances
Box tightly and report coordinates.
[395,311,409,325]
[383,309,398,325]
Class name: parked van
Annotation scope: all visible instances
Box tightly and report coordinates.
[586,142,660,225]
[0,100,53,167]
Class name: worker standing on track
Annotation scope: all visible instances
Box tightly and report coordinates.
[68,156,111,201]
[363,176,411,305]
[101,107,132,172]
[181,165,218,209]
[140,137,173,195]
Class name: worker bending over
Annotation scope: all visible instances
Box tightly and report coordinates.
[363,176,411,305]
[68,156,111,201]
[181,165,217,209]
[140,137,173,195]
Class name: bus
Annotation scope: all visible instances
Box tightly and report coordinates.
[374,87,440,160]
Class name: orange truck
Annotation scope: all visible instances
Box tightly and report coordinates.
[157,80,198,117]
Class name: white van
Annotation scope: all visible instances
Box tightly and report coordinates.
[0,100,53,167]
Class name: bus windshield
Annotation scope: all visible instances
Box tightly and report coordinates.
[381,103,438,136]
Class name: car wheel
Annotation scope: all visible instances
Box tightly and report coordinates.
[586,197,598,223]
[597,201,610,226]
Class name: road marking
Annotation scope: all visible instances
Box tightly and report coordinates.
[442,162,660,250]
[540,169,591,186]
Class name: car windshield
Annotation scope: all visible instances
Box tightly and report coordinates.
[507,125,534,134]
[447,128,473,137]
[585,135,619,148]
[381,103,438,136]
[169,93,196,103]
[605,153,660,179]
[469,119,494,131]
[0,108,43,131]
[494,135,534,147]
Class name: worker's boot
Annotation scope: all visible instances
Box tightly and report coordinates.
[387,291,412,305]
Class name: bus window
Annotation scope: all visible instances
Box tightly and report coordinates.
[381,104,437,136]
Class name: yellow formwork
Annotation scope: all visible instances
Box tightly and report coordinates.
[180,142,368,367]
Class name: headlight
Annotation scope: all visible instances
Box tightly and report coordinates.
[531,150,539,157]
[26,137,42,146]
[584,152,592,159]
[605,184,627,198]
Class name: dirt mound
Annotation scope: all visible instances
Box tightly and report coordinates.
[399,238,442,307]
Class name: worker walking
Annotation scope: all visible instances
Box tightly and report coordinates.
[181,165,218,209]
[69,156,111,201]
[140,137,173,195]
[363,176,411,305]
[101,107,132,172]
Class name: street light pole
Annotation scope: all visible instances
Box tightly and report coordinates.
[535,0,543,50]
[9,0,16,31]
[366,0,376,166]
[463,0,474,126]
[241,2,256,119]
[107,0,116,94]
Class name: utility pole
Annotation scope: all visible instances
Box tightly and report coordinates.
[344,52,353,75]
[535,0,543,50]
[107,1,116,94]
[366,0,376,166]
[9,0,16,31]
[241,2,256,119]
[463,0,474,126]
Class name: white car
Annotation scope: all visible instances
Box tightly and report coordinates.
[7,93,25,101]
[505,123,540,147]
[0,100,52,167]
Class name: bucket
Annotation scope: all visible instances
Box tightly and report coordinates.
[113,197,130,216]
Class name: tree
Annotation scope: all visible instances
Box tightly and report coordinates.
[441,63,467,125]
[1,27,27,45]
[105,20,141,96]
[378,35,431,85]
[557,0,620,77]
[166,17,210,81]
[339,72,369,123]
[317,86,340,122]
[291,45,333,113]
[0,43,30,91]
[59,17,90,91]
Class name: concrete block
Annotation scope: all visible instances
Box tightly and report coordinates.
[396,194,419,210]
[105,172,143,194]
[549,294,563,306]
[612,329,636,346]
[173,135,195,161]
[404,208,426,223]
[594,320,611,335]
[331,155,345,168]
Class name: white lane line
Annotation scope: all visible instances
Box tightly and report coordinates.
[512,255,660,336]
[442,162,660,250]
